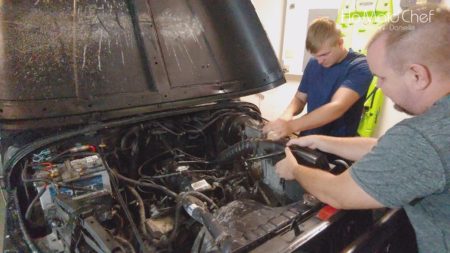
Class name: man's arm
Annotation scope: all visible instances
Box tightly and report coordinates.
[262,91,306,137]
[276,147,383,209]
[287,135,377,161]
[288,86,361,133]
[263,87,362,139]
[279,91,307,120]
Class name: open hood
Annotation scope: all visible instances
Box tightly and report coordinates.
[0,0,284,130]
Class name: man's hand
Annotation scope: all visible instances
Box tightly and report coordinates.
[287,135,324,150]
[275,147,299,180]
[262,119,294,140]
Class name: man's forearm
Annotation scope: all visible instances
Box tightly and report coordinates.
[292,164,337,205]
[281,96,305,120]
[292,165,383,209]
[316,136,377,161]
[288,102,345,133]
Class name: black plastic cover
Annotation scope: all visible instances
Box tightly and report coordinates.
[194,199,319,252]
[0,0,285,129]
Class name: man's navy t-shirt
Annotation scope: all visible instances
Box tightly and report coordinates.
[298,50,373,137]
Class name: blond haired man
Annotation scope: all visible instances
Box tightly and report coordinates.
[275,5,450,252]
[263,18,373,140]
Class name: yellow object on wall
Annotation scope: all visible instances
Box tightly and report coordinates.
[337,0,393,137]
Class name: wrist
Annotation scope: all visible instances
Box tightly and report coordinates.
[292,164,304,179]
[280,113,292,121]
[288,118,301,133]
[315,135,329,153]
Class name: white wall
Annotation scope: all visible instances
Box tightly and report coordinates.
[247,0,301,121]
[251,0,285,59]
[244,0,444,137]
[282,0,342,75]
[241,77,301,122]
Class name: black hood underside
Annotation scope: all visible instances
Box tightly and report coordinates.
[0,0,284,130]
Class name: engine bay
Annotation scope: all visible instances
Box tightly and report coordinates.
[6,103,330,253]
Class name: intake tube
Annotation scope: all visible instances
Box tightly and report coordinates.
[216,138,286,164]
[216,138,330,170]
[181,195,232,253]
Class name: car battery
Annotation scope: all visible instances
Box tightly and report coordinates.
[34,154,111,212]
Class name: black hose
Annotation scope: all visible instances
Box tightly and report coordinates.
[13,189,41,253]
[157,112,251,135]
[102,157,150,252]
[167,200,184,244]
[120,126,141,151]
[183,191,218,210]
[113,172,178,199]
[137,150,172,176]
[25,185,47,221]
[143,169,216,179]
[155,122,184,136]
[181,195,232,253]
[127,186,148,237]
[21,162,31,203]
[166,192,218,248]
[192,112,247,132]
[216,139,286,164]
[216,139,330,171]
[109,174,149,252]
[114,236,137,253]
[46,149,69,163]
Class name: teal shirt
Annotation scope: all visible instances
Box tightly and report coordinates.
[351,95,450,253]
